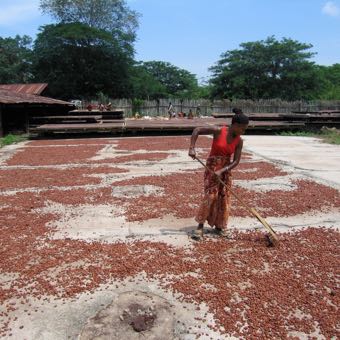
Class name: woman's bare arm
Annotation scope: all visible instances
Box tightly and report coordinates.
[189,126,221,158]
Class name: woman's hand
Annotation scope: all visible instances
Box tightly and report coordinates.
[214,169,224,177]
[188,147,196,159]
[215,166,230,177]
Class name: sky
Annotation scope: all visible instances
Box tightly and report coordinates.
[0,0,340,82]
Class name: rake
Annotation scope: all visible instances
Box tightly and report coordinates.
[195,156,279,246]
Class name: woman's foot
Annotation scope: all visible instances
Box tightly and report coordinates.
[215,228,231,238]
[191,225,204,241]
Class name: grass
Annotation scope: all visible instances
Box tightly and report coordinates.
[279,129,340,145]
[322,130,340,144]
[0,134,28,148]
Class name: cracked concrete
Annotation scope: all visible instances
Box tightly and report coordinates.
[243,135,340,189]
[235,174,302,192]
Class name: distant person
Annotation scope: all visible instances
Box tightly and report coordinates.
[168,102,174,119]
[106,102,112,111]
[196,105,201,117]
[87,104,93,111]
[188,109,194,119]
[232,108,243,115]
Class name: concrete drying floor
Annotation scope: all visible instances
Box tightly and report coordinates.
[243,135,340,189]
[0,135,339,339]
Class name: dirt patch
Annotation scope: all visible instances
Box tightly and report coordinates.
[79,291,171,339]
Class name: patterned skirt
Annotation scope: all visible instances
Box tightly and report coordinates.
[195,156,232,229]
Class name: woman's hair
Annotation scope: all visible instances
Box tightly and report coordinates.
[232,108,243,115]
[232,113,249,125]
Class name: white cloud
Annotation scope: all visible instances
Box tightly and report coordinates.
[0,1,40,26]
[322,1,340,17]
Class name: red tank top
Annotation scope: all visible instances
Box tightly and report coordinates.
[209,126,240,157]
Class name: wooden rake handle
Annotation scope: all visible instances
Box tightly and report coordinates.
[194,156,278,241]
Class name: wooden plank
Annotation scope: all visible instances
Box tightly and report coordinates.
[281,113,340,119]
[31,115,103,120]
[212,112,283,120]
[292,110,340,114]
[34,122,124,130]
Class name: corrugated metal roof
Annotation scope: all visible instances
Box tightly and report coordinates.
[0,83,48,95]
[0,89,73,106]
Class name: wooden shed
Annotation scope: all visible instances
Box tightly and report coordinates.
[0,89,73,137]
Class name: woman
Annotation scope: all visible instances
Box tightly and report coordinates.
[188,112,249,240]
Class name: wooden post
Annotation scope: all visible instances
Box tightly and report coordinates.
[25,105,29,133]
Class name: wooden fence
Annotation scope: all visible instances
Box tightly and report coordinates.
[86,99,340,117]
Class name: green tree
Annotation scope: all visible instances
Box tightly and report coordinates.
[140,61,199,98]
[40,0,139,40]
[32,23,134,99]
[195,83,213,99]
[317,64,340,99]
[0,35,33,83]
[209,36,321,100]
[130,63,167,99]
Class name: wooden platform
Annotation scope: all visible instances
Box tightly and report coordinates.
[280,113,340,120]
[31,118,305,134]
[29,109,340,135]
[212,113,284,121]
[34,121,125,133]
[292,110,340,114]
[29,110,125,132]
